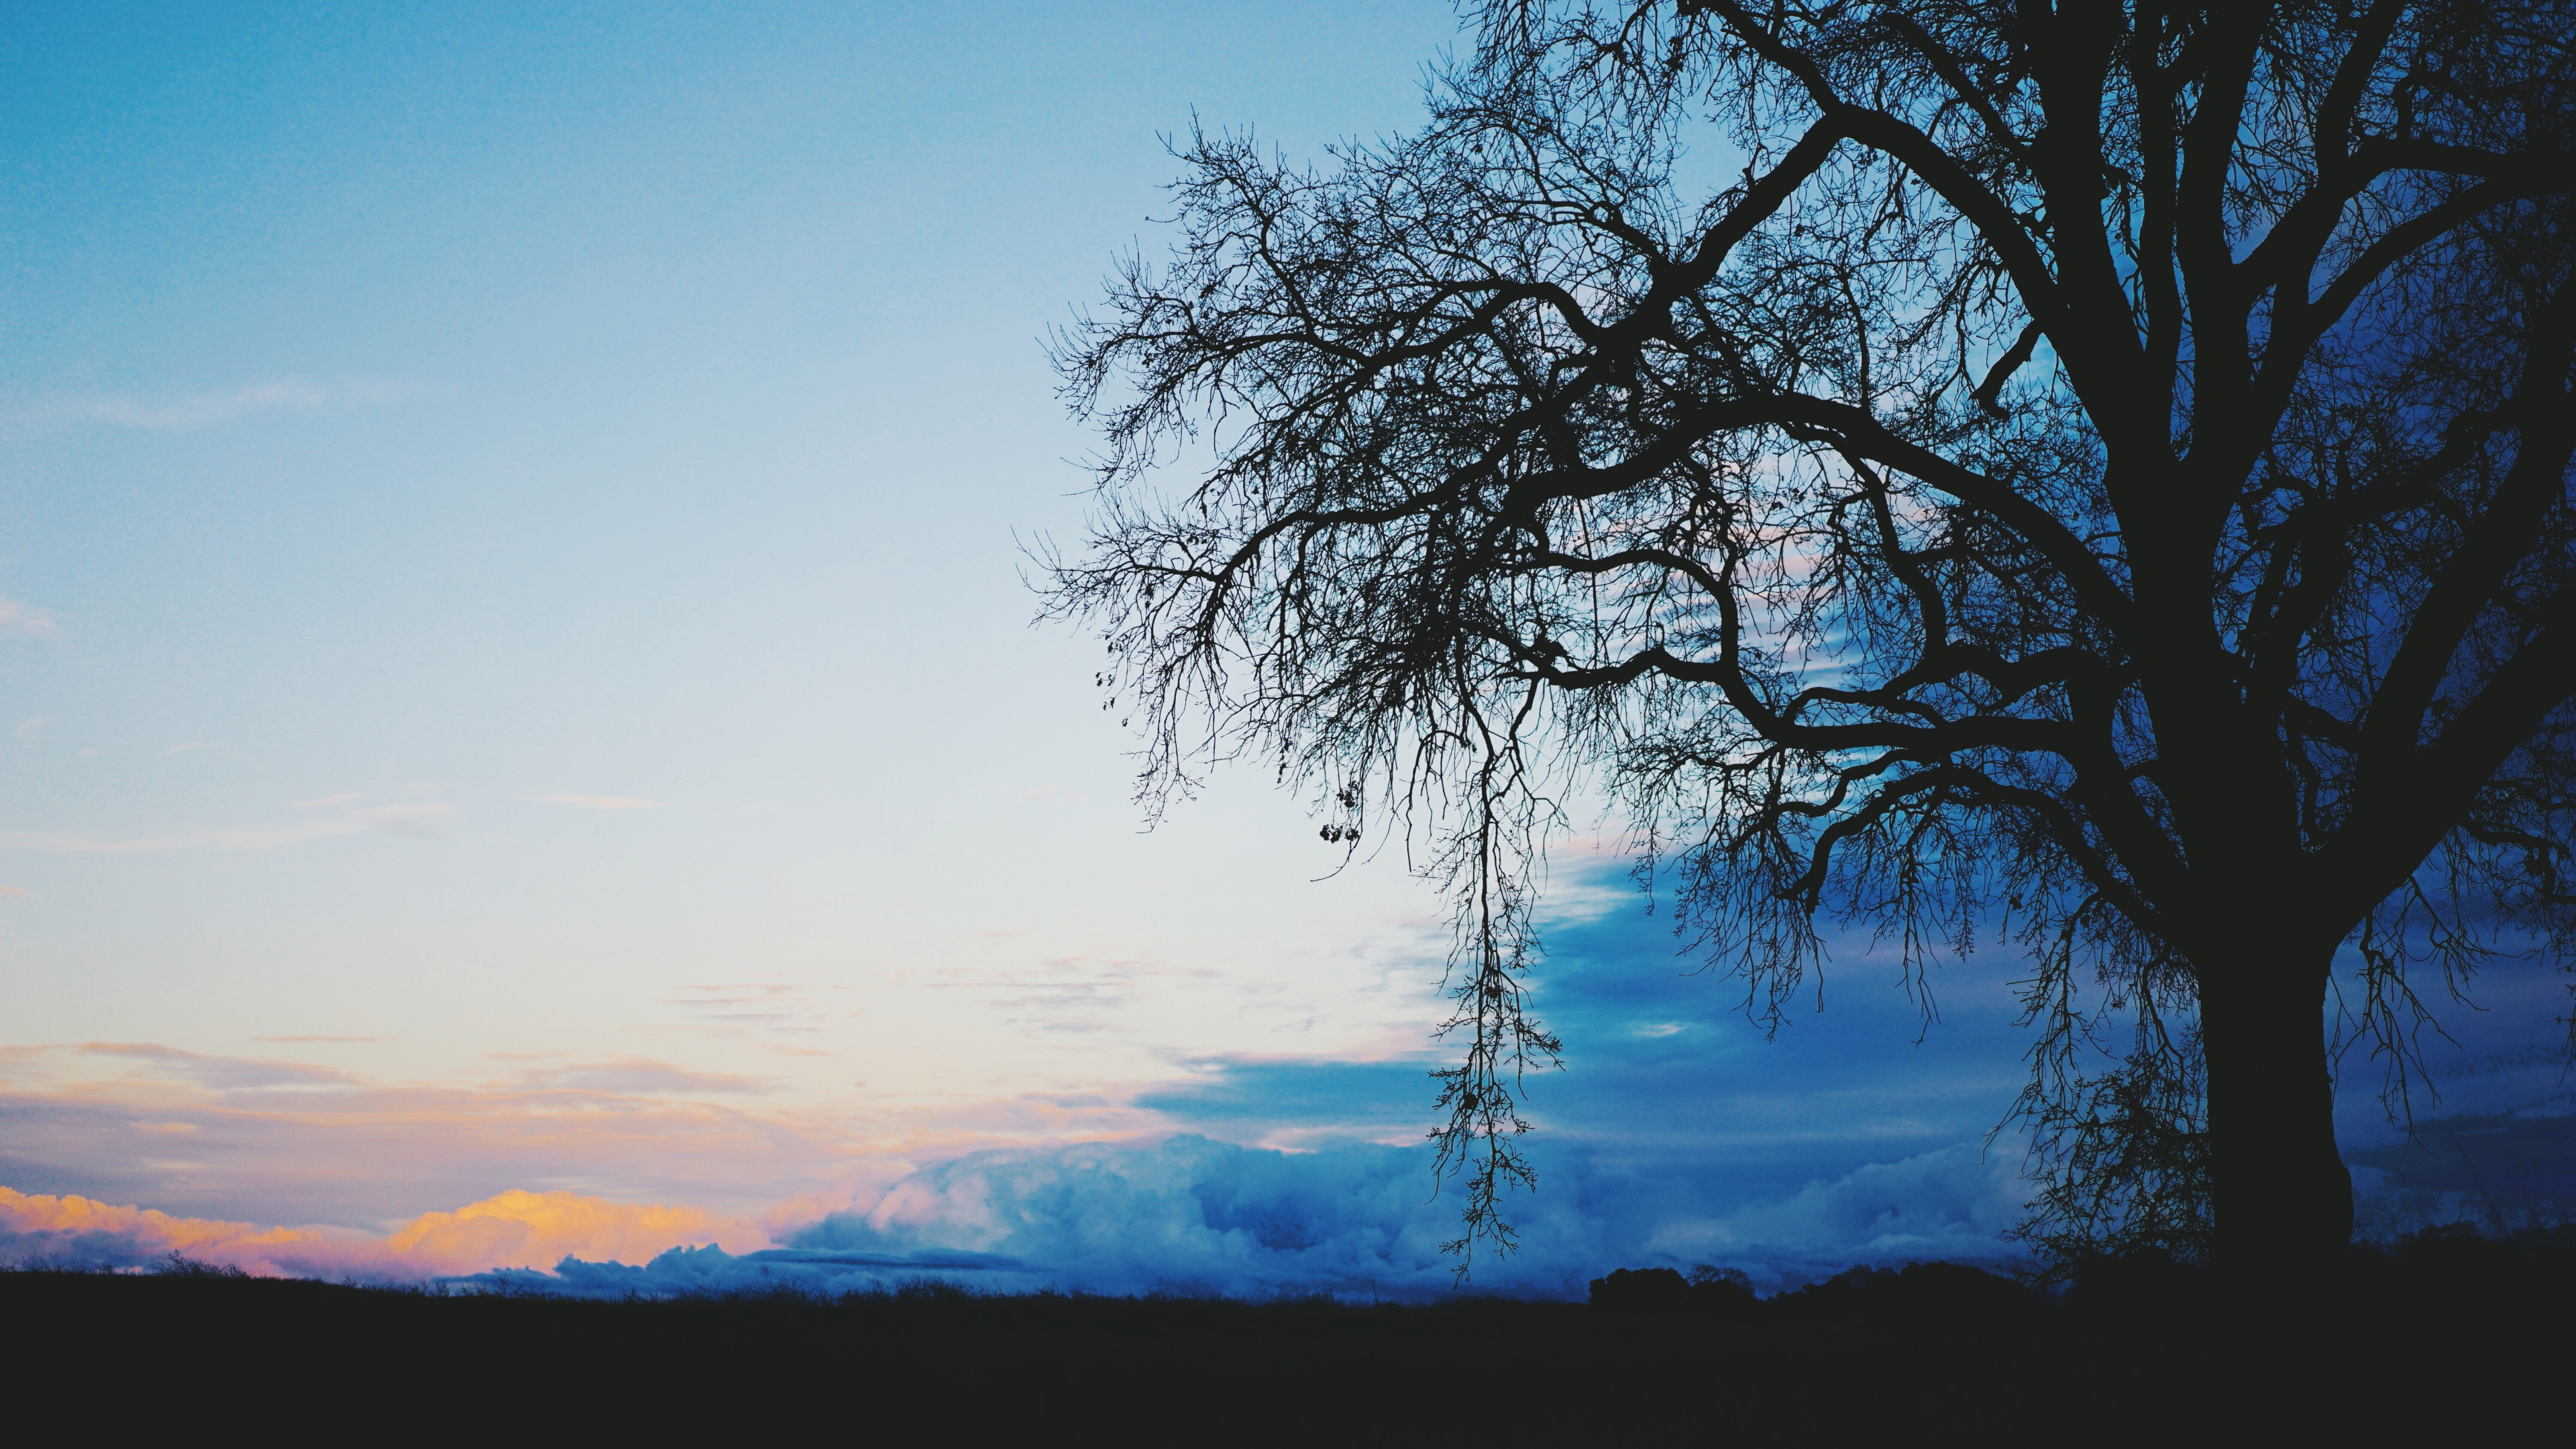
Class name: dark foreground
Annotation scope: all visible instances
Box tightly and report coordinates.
[9,1232,2570,1442]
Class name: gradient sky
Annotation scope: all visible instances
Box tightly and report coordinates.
[5,1,2567,1294]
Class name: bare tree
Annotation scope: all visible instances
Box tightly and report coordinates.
[1043,0,2575,1281]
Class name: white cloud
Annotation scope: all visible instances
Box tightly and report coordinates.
[14,718,48,741]
[533,794,665,810]
[0,803,448,853]
[11,379,431,432]
[166,741,229,755]
[0,597,58,639]
[1644,1144,2029,1262]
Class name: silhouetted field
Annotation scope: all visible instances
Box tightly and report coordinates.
[9,1226,2569,1440]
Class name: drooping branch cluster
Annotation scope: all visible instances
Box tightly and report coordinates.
[1047,0,2576,1265]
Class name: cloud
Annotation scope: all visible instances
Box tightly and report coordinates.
[0,1185,369,1275]
[0,886,26,900]
[665,981,835,1035]
[0,1042,885,1230]
[166,741,228,755]
[0,803,448,853]
[1642,1143,2029,1262]
[78,1042,358,1091]
[504,1134,2040,1302]
[249,1035,386,1044]
[9,379,431,432]
[14,717,48,740]
[509,1059,775,1097]
[0,597,58,639]
[1134,1055,1434,1144]
[533,794,664,810]
[0,1184,759,1279]
[380,1189,763,1273]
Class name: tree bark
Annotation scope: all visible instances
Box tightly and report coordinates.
[2198,941,2353,1286]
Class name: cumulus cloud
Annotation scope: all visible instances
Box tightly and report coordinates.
[447,1134,2042,1302]
[380,1189,763,1273]
[700,1138,2024,1301]
[0,1186,371,1275]
[9,380,431,432]
[1642,1143,2029,1263]
[3,1121,2041,1300]
[0,1184,758,1279]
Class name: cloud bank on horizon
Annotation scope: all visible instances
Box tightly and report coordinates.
[7,871,2571,1297]
[14,1115,2569,1300]
[0,1183,761,1280]
[2,1132,2031,1297]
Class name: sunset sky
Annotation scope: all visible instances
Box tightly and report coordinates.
[5,1,2567,1296]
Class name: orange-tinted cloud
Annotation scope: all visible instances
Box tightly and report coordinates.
[382,1189,761,1273]
[0,1183,761,1278]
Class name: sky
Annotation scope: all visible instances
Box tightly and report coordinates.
[3,1,2569,1297]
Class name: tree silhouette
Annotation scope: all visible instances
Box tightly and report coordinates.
[1045,0,2574,1280]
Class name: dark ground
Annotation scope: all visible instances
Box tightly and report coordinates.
[7,1232,2569,1442]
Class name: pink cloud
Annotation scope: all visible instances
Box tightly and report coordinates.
[0,1183,762,1278]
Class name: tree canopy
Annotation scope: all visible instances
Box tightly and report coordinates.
[1046,0,2575,1277]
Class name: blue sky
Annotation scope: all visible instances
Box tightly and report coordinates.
[3,1,2567,1292]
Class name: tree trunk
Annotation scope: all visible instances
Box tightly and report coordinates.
[2199,942,2353,1286]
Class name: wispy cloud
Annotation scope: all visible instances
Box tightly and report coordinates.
[0,885,28,900]
[533,794,664,810]
[509,1058,775,1097]
[166,740,228,756]
[10,379,432,433]
[79,1042,358,1091]
[0,1040,886,1233]
[250,1035,387,1044]
[0,802,448,853]
[14,718,48,741]
[0,597,58,639]
[666,981,836,1036]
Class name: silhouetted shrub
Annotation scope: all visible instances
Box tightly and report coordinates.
[1588,1267,1691,1313]
[1686,1264,1761,1317]
[155,1252,250,1279]
[2067,1248,2206,1313]
[2338,1221,2576,1309]
[1774,1263,2035,1322]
